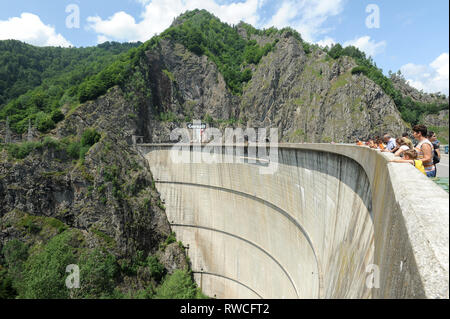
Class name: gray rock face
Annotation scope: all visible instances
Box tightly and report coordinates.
[140,39,239,142]
[423,109,449,128]
[391,74,449,105]
[0,85,189,292]
[422,109,449,143]
[139,34,407,143]
[157,242,189,274]
[240,35,406,142]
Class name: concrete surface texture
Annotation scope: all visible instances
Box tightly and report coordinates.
[141,143,449,299]
[436,154,449,178]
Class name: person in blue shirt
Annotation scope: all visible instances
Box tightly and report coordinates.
[383,134,397,151]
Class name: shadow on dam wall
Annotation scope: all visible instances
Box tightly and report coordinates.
[139,143,449,299]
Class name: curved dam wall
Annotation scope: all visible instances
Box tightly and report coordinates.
[140,143,449,299]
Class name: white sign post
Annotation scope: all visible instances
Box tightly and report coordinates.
[188,120,206,143]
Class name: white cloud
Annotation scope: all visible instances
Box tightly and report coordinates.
[343,36,386,57]
[87,0,260,43]
[87,11,140,42]
[97,35,110,44]
[89,0,345,44]
[0,13,72,47]
[264,0,345,42]
[400,53,449,95]
[315,36,335,48]
[266,1,298,29]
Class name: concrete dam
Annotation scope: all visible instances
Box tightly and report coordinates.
[139,143,449,299]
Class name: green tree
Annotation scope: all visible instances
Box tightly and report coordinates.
[81,128,101,147]
[328,43,343,59]
[0,268,17,299]
[75,249,118,298]
[155,269,200,299]
[19,230,77,299]
[35,112,55,133]
[147,255,165,282]
[2,239,29,294]
[50,109,64,123]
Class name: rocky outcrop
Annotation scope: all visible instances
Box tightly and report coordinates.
[136,39,239,142]
[423,109,449,128]
[240,34,405,142]
[0,85,189,297]
[422,109,449,144]
[136,32,407,143]
[391,73,449,105]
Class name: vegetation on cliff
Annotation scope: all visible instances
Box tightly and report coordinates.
[0,229,203,299]
[0,129,205,299]
[5,128,100,161]
[326,43,448,125]
[159,9,278,95]
[0,41,139,106]
[0,41,140,134]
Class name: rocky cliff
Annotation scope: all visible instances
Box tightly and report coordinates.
[136,27,407,144]
[423,109,449,144]
[0,86,193,298]
[390,73,449,106]
[239,30,405,142]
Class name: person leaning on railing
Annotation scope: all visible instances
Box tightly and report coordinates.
[412,125,436,178]
[382,134,398,153]
[383,134,397,151]
[373,137,385,150]
[392,137,413,157]
[402,132,413,148]
[390,149,426,175]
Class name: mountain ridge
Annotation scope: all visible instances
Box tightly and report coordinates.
[0,9,447,142]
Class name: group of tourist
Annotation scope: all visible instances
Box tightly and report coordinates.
[355,125,441,177]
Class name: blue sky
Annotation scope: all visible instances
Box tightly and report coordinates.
[0,0,448,95]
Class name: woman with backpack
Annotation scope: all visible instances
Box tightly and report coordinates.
[427,131,441,163]
[412,125,436,177]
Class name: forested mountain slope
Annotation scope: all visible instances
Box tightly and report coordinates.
[0,41,140,133]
